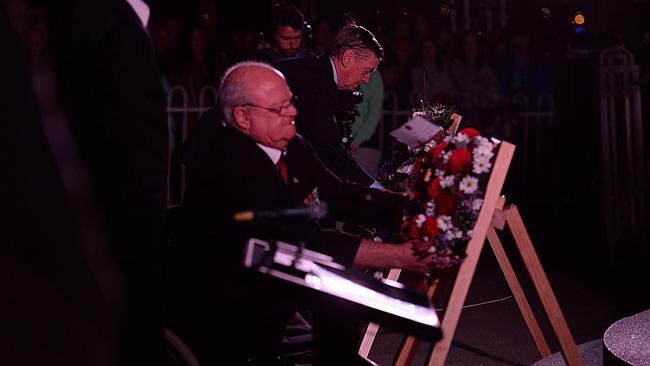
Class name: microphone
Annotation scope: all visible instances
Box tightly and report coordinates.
[233,202,328,223]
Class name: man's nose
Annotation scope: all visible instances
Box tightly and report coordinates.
[290,39,299,48]
[287,104,298,117]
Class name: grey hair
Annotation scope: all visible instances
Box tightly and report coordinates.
[217,61,278,125]
[329,23,384,62]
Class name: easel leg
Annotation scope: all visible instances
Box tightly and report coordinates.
[505,206,584,366]
[487,226,552,357]
[393,279,439,366]
[358,322,380,358]
[426,234,489,365]
[358,268,403,358]
[393,336,418,366]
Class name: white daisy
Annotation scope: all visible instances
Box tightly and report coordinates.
[453,133,470,145]
[472,158,492,174]
[437,215,452,231]
[455,229,463,238]
[459,176,479,194]
[440,175,456,188]
[445,227,462,241]
[472,198,483,211]
[473,145,494,160]
[397,163,414,174]
[415,214,426,228]
[426,201,436,216]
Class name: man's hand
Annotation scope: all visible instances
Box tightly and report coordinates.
[394,240,435,274]
[352,239,434,274]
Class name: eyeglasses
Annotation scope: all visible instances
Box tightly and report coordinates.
[241,95,298,116]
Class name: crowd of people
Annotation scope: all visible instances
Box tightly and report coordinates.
[25,1,559,142]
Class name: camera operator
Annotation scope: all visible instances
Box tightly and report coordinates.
[257,4,310,62]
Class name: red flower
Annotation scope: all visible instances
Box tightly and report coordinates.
[422,217,438,237]
[409,225,420,239]
[405,217,420,239]
[459,127,480,138]
[427,176,441,198]
[434,193,457,215]
[429,142,448,159]
[448,148,471,173]
[411,187,421,201]
[412,240,432,254]
[414,159,423,175]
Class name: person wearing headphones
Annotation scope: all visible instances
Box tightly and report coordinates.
[258,4,309,61]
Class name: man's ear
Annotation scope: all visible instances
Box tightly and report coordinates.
[341,49,354,67]
[232,106,251,132]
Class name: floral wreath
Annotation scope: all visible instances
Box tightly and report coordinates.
[401,128,496,269]
[379,103,498,270]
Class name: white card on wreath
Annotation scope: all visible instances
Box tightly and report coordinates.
[389,116,443,149]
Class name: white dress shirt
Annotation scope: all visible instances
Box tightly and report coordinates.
[329,56,339,87]
[125,0,150,27]
[256,143,282,165]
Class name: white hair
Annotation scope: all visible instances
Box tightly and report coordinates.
[217,61,279,125]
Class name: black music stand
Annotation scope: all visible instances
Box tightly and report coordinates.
[243,238,442,342]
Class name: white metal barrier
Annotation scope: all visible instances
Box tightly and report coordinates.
[597,46,647,263]
[166,85,218,205]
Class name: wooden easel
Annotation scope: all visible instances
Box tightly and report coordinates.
[359,141,584,366]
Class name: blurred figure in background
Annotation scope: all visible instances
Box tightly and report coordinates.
[311,18,334,55]
[450,31,499,132]
[179,27,220,106]
[47,0,169,363]
[195,0,221,45]
[27,17,48,58]
[382,19,414,110]
[2,1,122,364]
[413,14,433,49]
[151,15,184,87]
[410,36,457,106]
[436,28,456,73]
[258,4,309,62]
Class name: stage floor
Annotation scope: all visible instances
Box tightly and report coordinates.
[366,246,643,366]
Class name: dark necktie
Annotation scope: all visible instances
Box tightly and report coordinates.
[277,155,288,184]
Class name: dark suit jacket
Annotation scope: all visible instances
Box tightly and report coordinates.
[1,5,121,365]
[273,54,376,186]
[165,108,405,364]
[49,0,169,364]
